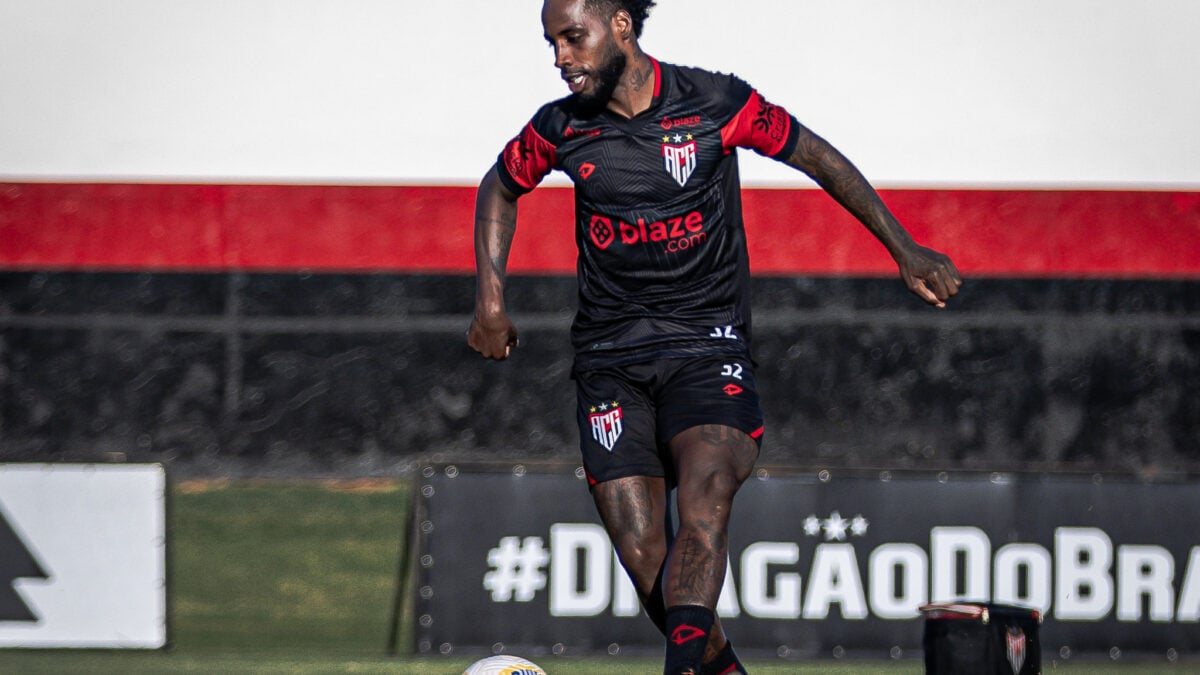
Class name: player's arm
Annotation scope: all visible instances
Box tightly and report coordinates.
[784,123,962,308]
[468,164,521,360]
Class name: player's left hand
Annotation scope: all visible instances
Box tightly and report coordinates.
[896,244,962,308]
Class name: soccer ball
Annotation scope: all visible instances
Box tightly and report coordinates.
[462,654,547,675]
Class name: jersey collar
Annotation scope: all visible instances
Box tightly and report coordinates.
[649,55,662,101]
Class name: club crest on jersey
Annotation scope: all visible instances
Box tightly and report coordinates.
[661,134,698,187]
[589,401,623,452]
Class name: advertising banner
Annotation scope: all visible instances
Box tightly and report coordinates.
[0,464,167,648]
[414,466,1198,661]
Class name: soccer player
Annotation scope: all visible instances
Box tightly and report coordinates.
[468,1,962,673]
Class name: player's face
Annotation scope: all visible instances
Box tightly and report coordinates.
[542,0,627,110]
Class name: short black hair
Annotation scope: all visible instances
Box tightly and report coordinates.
[585,0,656,38]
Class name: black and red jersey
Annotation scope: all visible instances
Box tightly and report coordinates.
[496,58,800,371]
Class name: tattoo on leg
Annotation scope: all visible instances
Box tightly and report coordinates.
[696,425,758,475]
[669,520,728,605]
[593,478,667,595]
[671,531,713,603]
[621,481,656,539]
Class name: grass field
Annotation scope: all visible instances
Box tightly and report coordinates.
[0,479,1191,674]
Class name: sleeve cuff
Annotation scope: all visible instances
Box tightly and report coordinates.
[771,115,802,161]
[494,157,534,196]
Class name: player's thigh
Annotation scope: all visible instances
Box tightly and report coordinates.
[591,474,671,558]
[668,424,759,500]
[662,353,763,456]
[575,366,664,486]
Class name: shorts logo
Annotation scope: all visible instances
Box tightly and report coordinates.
[662,134,698,187]
[723,384,744,396]
[589,401,623,452]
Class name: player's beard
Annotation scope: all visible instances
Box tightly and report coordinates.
[574,37,627,116]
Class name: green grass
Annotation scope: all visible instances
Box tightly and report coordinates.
[0,651,926,675]
[168,479,407,655]
[0,651,1188,675]
[0,479,1191,674]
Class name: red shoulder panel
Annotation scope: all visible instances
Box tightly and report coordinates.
[501,121,557,192]
[720,90,793,157]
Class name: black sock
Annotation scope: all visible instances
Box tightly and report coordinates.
[664,604,715,675]
[700,640,747,675]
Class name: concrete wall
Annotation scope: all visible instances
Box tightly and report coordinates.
[3,271,1197,476]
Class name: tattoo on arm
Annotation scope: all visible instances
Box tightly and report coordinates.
[477,213,517,282]
[786,127,908,250]
[789,131,880,220]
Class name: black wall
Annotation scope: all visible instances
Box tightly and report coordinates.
[1,271,1197,476]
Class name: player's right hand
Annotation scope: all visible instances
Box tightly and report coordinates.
[467,311,519,360]
[896,244,962,309]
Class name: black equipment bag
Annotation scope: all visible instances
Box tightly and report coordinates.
[921,602,1041,674]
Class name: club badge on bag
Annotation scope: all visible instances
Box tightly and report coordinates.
[921,602,1042,674]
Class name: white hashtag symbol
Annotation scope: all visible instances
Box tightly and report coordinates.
[483,536,549,602]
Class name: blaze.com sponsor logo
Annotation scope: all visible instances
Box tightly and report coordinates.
[588,210,707,254]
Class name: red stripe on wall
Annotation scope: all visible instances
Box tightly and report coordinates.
[1,182,1197,276]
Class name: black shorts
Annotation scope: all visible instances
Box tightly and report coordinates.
[575,354,764,487]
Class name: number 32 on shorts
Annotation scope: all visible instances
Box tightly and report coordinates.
[721,363,744,380]
[709,325,738,339]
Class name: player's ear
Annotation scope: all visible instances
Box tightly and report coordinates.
[611,9,633,42]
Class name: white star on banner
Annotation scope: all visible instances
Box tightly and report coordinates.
[803,515,822,537]
[823,511,849,541]
[672,133,683,143]
[850,514,869,537]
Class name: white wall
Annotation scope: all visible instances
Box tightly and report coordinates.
[1,0,1197,187]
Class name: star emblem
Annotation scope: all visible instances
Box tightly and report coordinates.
[672,133,683,143]
[823,511,849,541]
[686,133,694,141]
[803,515,822,537]
[598,402,609,411]
[662,135,670,143]
[850,514,869,537]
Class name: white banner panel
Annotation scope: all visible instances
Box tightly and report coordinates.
[0,464,166,648]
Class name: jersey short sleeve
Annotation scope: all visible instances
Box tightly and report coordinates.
[719,86,800,161]
[496,102,568,195]
[674,67,800,161]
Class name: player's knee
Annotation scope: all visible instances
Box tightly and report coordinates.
[614,540,666,586]
[678,465,742,505]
